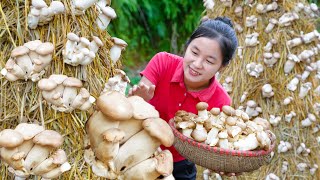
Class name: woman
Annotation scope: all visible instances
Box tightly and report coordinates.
[129,16,238,180]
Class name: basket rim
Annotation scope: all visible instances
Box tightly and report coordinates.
[169,118,275,157]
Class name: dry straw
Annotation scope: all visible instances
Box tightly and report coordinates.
[205,0,320,179]
[0,0,122,179]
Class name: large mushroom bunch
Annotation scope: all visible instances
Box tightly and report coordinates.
[27,0,65,29]
[0,123,71,179]
[1,40,54,82]
[62,33,103,66]
[84,85,174,179]
[37,74,96,112]
[174,102,275,151]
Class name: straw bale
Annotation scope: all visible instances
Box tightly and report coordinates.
[0,0,122,178]
[205,0,320,179]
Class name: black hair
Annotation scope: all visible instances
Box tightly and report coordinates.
[185,16,238,66]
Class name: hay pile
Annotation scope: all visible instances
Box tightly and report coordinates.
[0,0,122,178]
[205,0,320,179]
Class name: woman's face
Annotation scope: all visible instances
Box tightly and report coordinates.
[183,37,223,91]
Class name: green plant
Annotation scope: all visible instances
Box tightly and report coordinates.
[109,0,205,67]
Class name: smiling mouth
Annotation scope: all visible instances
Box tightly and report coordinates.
[189,67,200,76]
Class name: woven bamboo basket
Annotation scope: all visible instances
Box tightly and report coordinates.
[169,119,276,173]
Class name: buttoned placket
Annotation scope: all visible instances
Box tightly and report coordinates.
[178,92,188,108]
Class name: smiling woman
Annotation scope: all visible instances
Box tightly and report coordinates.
[128,16,239,180]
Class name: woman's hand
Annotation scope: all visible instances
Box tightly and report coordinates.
[128,77,155,101]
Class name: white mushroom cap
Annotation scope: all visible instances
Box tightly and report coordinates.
[38,78,58,91]
[36,42,54,55]
[49,1,65,14]
[49,74,68,84]
[11,46,30,57]
[222,106,235,116]
[92,36,103,47]
[62,77,83,87]
[96,91,133,121]
[67,33,80,42]
[102,128,126,142]
[127,96,159,119]
[33,130,63,148]
[155,150,173,177]
[247,100,257,107]
[52,149,68,164]
[0,129,24,148]
[24,40,42,51]
[14,123,45,140]
[142,118,174,147]
[32,0,48,8]
[111,37,128,47]
[101,6,117,19]
[80,37,91,47]
[196,102,209,111]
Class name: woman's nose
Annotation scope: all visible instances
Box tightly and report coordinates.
[192,58,203,68]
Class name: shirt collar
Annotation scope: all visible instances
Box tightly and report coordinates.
[170,60,218,102]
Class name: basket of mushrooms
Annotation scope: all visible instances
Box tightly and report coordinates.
[169,102,276,173]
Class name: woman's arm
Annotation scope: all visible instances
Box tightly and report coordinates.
[128,76,156,102]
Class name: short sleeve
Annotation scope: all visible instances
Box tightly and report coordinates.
[140,52,167,85]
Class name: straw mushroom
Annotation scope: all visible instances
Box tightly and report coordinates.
[233,133,259,151]
[89,36,103,53]
[86,111,120,150]
[203,0,215,10]
[262,84,274,98]
[299,82,312,99]
[266,173,280,180]
[287,75,301,91]
[127,95,159,120]
[246,62,264,78]
[34,42,54,72]
[1,58,25,81]
[95,128,125,171]
[114,117,174,173]
[301,113,316,127]
[176,121,196,139]
[62,33,80,63]
[40,162,71,179]
[0,129,25,170]
[11,46,32,80]
[96,6,117,30]
[96,91,133,121]
[109,37,128,64]
[284,54,300,75]
[32,149,68,175]
[14,123,45,158]
[102,69,131,95]
[277,141,292,153]
[120,150,173,180]
[24,130,63,172]
[245,32,259,47]
[234,6,243,17]
[62,77,83,110]
[278,12,299,27]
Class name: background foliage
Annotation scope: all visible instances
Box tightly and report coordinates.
[109,0,205,68]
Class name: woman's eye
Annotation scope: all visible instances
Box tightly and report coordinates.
[192,51,198,55]
[206,60,214,64]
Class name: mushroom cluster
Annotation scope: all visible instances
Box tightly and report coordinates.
[173,102,275,151]
[27,0,65,29]
[84,75,174,179]
[101,69,130,95]
[1,40,54,82]
[0,123,71,179]
[37,74,95,112]
[62,33,103,66]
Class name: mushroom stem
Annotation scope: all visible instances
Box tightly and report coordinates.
[23,144,51,171]
[114,130,161,174]
[41,162,71,179]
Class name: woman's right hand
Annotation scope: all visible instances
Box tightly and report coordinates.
[128,77,155,102]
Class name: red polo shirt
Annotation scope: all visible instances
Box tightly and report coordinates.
[141,52,231,162]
